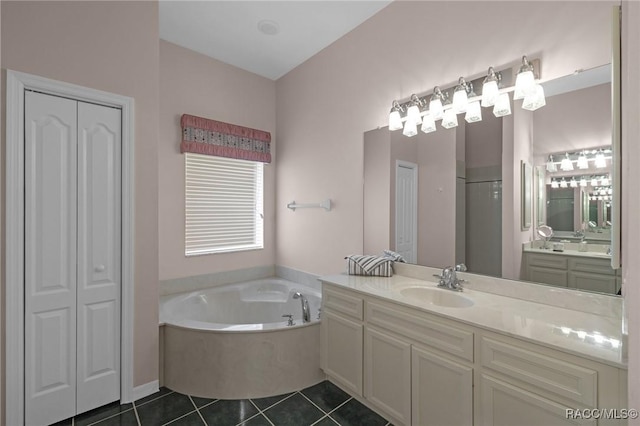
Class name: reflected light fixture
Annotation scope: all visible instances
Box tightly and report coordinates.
[560,153,574,171]
[546,155,557,173]
[406,94,424,125]
[595,150,607,168]
[493,93,511,117]
[551,179,559,189]
[522,84,546,111]
[402,116,418,137]
[570,177,578,188]
[421,112,437,134]
[559,178,568,188]
[580,177,588,187]
[577,151,589,169]
[453,77,471,113]
[429,87,445,121]
[591,177,599,186]
[481,67,500,107]
[441,108,458,129]
[513,55,536,100]
[388,101,404,131]
[465,100,482,123]
[600,176,610,186]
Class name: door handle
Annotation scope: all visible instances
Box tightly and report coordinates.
[94,264,106,272]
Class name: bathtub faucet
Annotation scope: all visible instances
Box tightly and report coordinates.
[293,292,311,323]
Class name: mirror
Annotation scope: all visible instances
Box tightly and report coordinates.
[363,64,621,295]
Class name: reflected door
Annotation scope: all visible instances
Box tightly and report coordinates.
[395,161,418,263]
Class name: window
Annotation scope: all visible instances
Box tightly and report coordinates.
[185,153,264,255]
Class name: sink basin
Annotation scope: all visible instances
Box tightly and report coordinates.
[399,286,474,308]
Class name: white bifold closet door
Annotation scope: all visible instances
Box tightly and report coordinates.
[25,91,121,425]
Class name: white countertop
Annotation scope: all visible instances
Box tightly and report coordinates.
[319,273,626,369]
[523,241,613,260]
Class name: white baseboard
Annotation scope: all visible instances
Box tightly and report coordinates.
[132,380,160,402]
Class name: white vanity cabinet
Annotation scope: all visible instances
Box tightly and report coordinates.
[320,281,627,426]
[524,252,621,294]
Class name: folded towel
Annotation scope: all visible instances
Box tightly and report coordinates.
[345,255,394,277]
[383,249,406,263]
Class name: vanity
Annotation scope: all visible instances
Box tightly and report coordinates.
[320,264,627,426]
[523,242,621,294]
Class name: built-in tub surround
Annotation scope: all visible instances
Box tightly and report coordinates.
[327,262,625,367]
[160,278,324,399]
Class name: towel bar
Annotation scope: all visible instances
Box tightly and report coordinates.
[287,199,332,212]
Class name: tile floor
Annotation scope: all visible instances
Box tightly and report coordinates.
[52,380,392,426]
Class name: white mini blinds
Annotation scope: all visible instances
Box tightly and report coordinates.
[185,153,264,256]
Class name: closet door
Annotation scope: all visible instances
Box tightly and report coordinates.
[25,91,78,425]
[76,102,122,414]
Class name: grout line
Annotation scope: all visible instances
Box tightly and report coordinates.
[310,414,338,426]
[253,391,298,412]
[135,390,175,408]
[298,391,331,415]
[161,409,199,426]
[85,406,137,426]
[189,396,209,426]
[325,397,353,417]
[133,402,141,426]
[248,398,275,426]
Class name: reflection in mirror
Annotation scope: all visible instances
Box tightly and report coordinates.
[363,65,621,295]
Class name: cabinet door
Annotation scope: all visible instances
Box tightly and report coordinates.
[321,311,363,396]
[568,271,617,294]
[412,346,472,426]
[528,266,568,287]
[364,326,411,425]
[479,374,593,426]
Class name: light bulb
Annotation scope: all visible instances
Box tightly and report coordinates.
[481,68,500,107]
[453,78,469,114]
[608,189,613,195]
[600,189,607,195]
[560,153,574,171]
[595,150,607,168]
[522,84,546,111]
[601,176,610,186]
[389,101,403,131]
[402,118,417,137]
[577,152,589,169]
[430,87,445,121]
[493,93,511,117]
[441,108,458,129]
[580,177,587,187]
[514,56,536,100]
[551,180,559,189]
[570,178,578,188]
[407,104,422,125]
[559,179,568,188]
[465,101,482,123]
[591,177,599,186]
[420,113,436,134]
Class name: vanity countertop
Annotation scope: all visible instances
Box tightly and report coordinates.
[523,242,613,260]
[319,272,626,369]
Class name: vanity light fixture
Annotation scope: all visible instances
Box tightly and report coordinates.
[493,93,511,117]
[481,67,501,107]
[465,100,482,123]
[420,112,437,133]
[577,151,589,169]
[595,149,607,168]
[441,108,459,129]
[453,77,472,113]
[559,178,568,188]
[600,176,610,186]
[402,116,418,137]
[522,83,546,111]
[560,153,574,171]
[429,87,446,121]
[546,155,557,173]
[579,177,588,187]
[591,176,599,186]
[513,55,537,100]
[406,94,424,125]
[388,101,404,131]
[570,177,578,188]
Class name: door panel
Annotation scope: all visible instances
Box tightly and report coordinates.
[76,102,122,414]
[25,91,78,425]
[396,162,418,263]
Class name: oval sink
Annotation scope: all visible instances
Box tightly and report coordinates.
[399,286,474,308]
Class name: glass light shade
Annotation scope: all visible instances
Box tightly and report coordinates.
[601,176,610,186]
[389,110,403,131]
[492,93,511,117]
[402,118,418,137]
[546,156,557,173]
[595,151,607,168]
[513,70,535,100]
[522,84,546,111]
[591,177,599,186]
[580,177,588,187]
[420,113,437,134]
[429,98,444,121]
[481,80,499,107]
[441,109,458,129]
[600,189,607,195]
[577,153,589,169]
[570,178,578,188]
[407,104,422,125]
[608,188,613,195]
[452,88,468,114]
[551,180,559,189]
[559,179,568,188]
[464,101,482,123]
[598,196,604,201]
[560,155,574,171]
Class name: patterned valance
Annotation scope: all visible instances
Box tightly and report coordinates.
[180,114,271,163]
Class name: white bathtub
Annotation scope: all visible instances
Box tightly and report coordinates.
[160,278,324,399]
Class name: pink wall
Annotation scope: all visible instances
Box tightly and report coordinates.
[275,1,616,274]
[158,41,276,280]
[1,0,160,390]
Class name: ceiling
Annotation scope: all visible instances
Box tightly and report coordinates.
[159,1,392,80]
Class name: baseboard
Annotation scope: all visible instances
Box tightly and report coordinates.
[133,380,160,402]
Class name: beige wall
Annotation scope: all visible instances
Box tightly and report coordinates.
[275,0,616,275]
[1,0,160,389]
[158,41,276,280]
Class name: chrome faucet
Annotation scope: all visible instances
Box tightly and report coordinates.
[433,264,466,291]
[293,292,311,323]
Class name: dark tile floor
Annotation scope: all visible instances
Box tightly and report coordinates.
[55,380,392,426]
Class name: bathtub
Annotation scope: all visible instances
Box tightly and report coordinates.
[160,278,325,399]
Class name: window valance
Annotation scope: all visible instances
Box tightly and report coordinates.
[180,114,271,163]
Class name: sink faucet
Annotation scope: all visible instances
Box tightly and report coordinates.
[433,264,466,292]
[573,230,586,242]
[293,292,311,323]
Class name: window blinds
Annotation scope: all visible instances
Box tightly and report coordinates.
[185,153,264,256]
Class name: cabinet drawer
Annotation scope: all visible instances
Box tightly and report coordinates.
[366,301,473,362]
[480,337,597,406]
[568,257,615,275]
[323,287,363,320]
[526,253,568,269]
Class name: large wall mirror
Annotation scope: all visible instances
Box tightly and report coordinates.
[363,62,621,295]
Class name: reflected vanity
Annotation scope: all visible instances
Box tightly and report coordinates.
[363,64,621,295]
